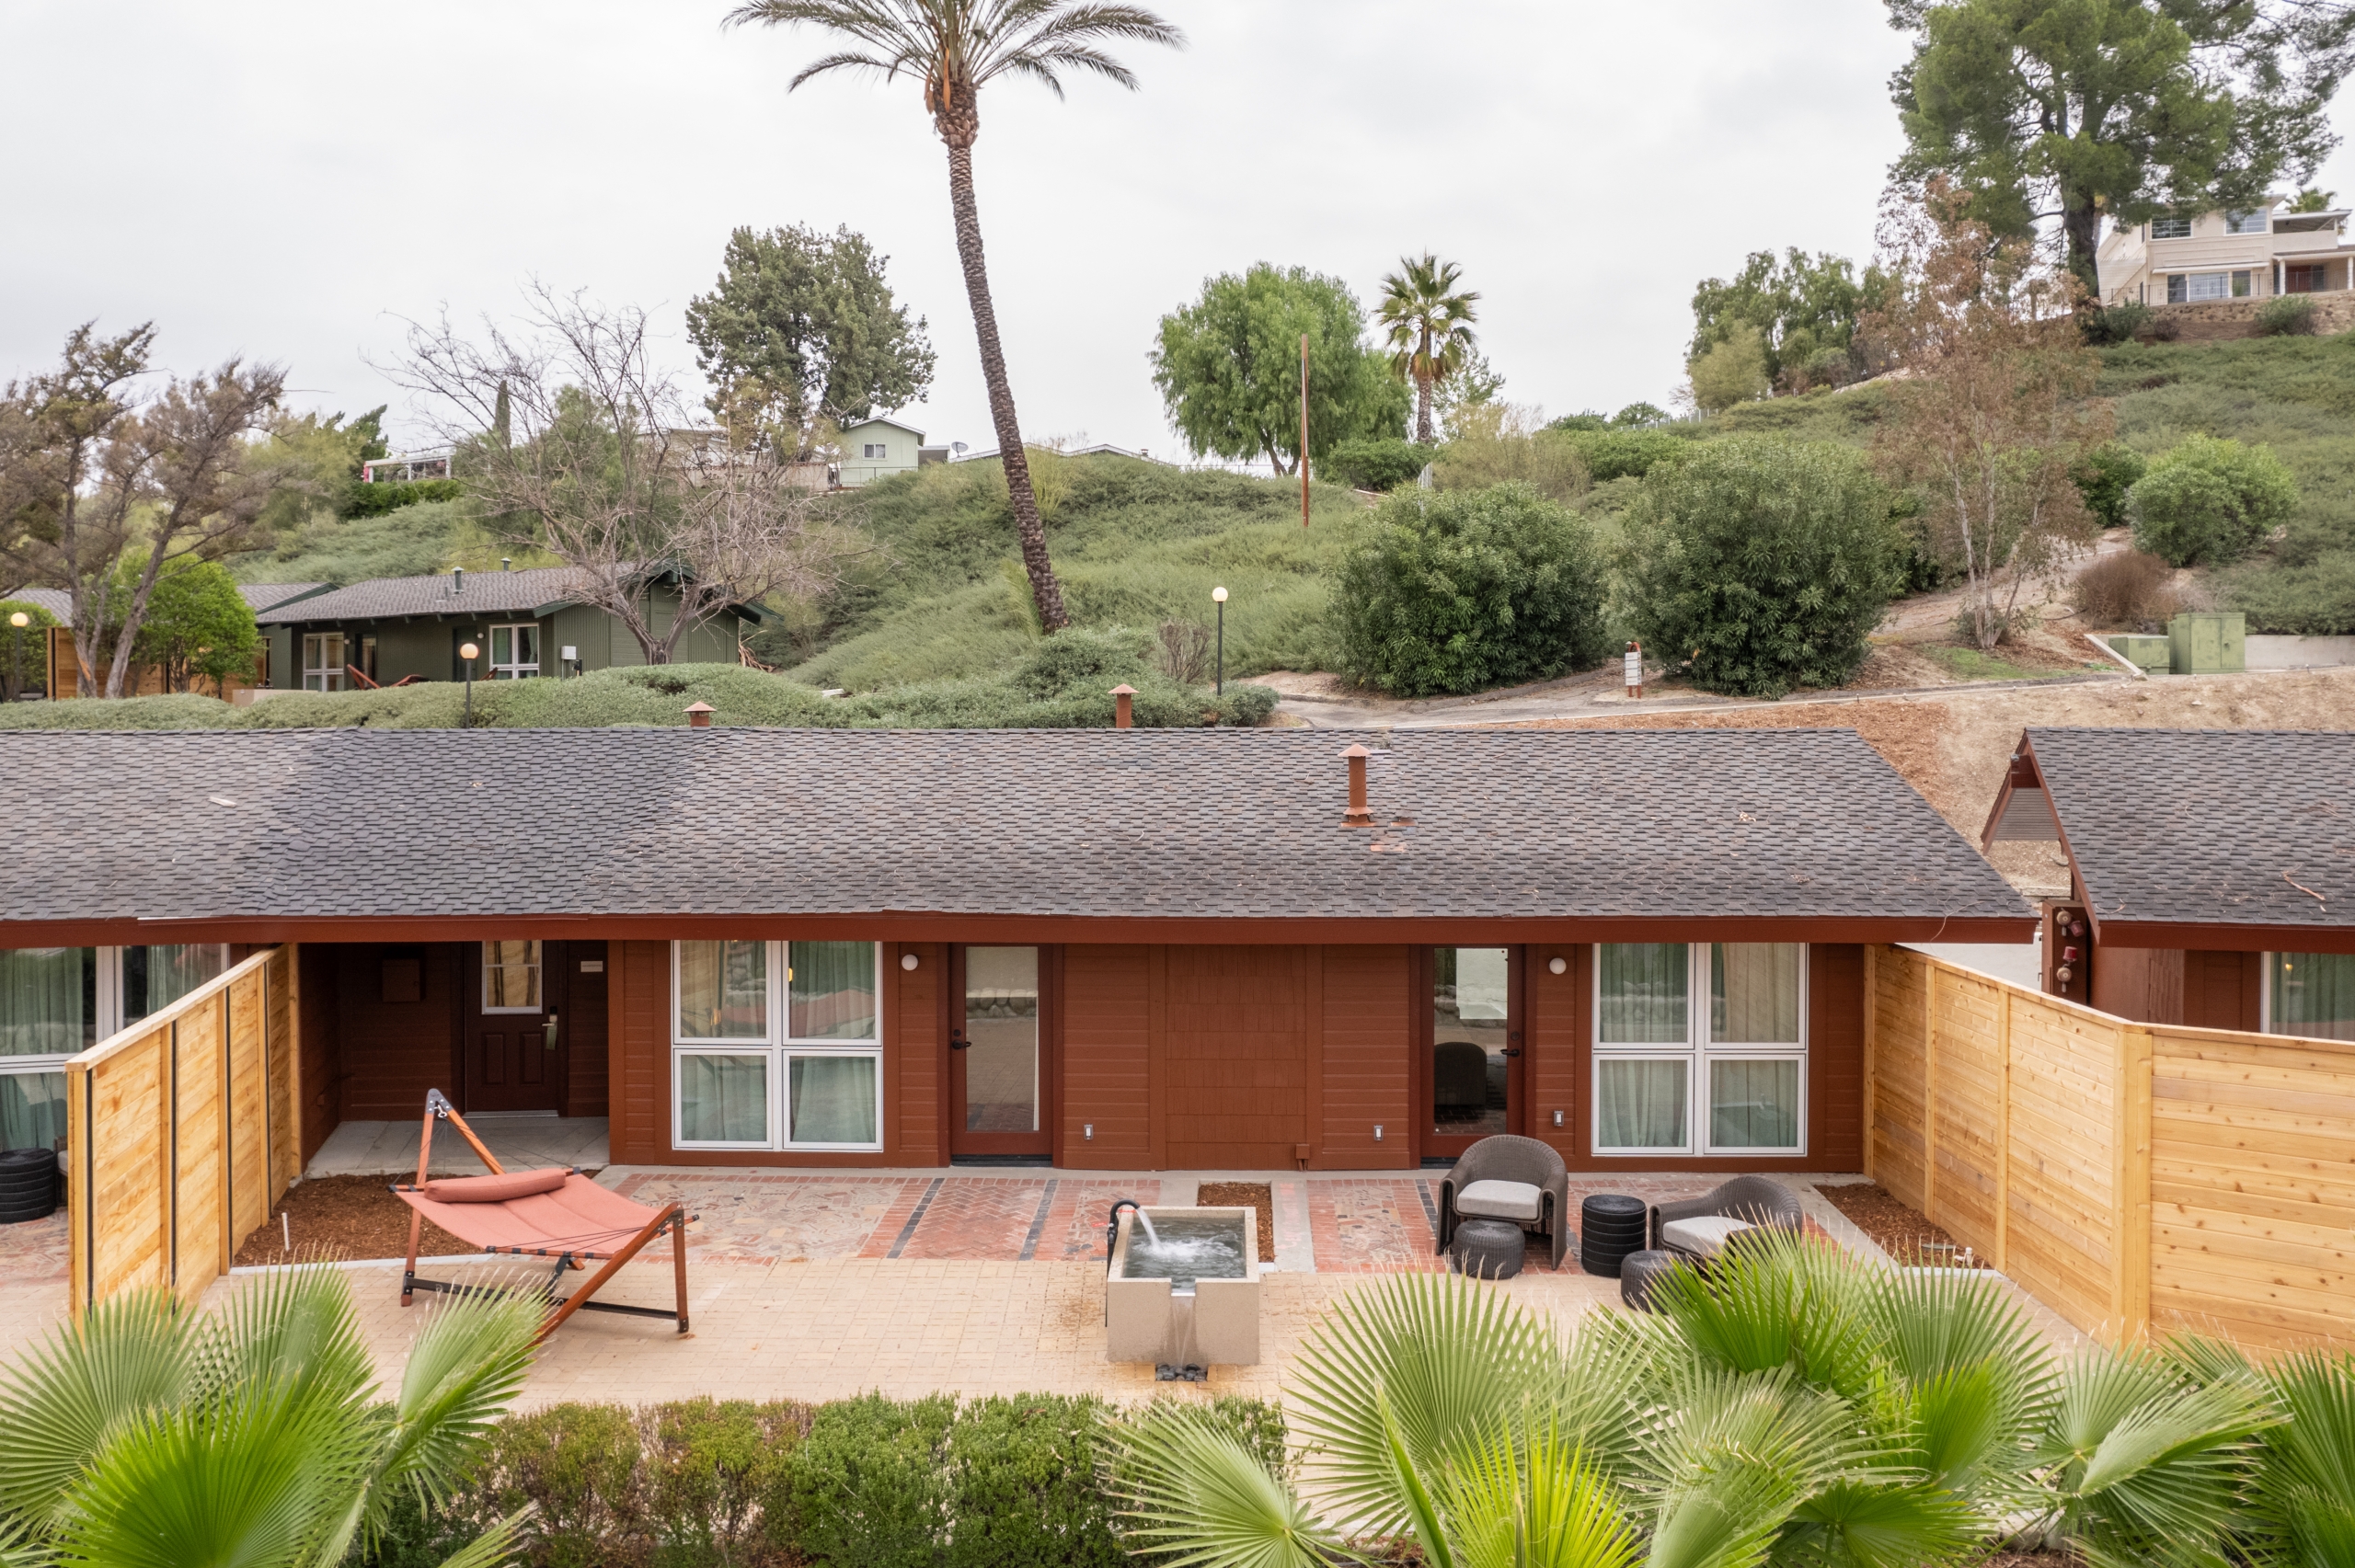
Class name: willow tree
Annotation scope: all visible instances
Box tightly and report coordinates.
[724,0,1185,634]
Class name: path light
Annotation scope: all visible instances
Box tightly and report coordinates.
[1212,586,1228,695]
[7,611,27,702]
[459,641,480,727]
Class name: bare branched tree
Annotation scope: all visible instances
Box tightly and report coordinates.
[390,285,844,665]
[0,324,289,696]
[1869,181,2112,651]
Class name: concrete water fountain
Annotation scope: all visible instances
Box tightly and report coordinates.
[1104,1202,1259,1380]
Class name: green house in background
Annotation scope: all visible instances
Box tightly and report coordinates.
[251,564,769,692]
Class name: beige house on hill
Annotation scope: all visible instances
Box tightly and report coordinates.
[2097,195,2354,305]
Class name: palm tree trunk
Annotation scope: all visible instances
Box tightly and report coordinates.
[1415,368,1432,445]
[943,135,1070,633]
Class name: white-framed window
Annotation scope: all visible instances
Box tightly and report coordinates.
[2261,952,2355,1041]
[488,623,540,680]
[1592,943,1806,1156]
[2168,271,2234,303]
[862,442,887,460]
[671,940,882,1151]
[2226,209,2269,235]
[481,941,542,1013]
[2151,216,2193,239]
[2233,269,2253,297]
[2,944,227,1155]
[302,633,346,692]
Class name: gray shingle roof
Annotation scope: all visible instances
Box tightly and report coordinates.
[0,727,2028,928]
[2030,727,2355,932]
[8,584,327,617]
[4,588,69,618]
[254,566,592,624]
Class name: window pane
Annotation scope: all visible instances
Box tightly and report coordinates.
[790,942,877,1040]
[1597,1059,1688,1149]
[678,1054,768,1143]
[1599,944,1688,1043]
[516,625,540,666]
[1432,947,1510,1136]
[2152,216,2191,238]
[2271,954,2355,1042]
[677,941,768,1039]
[490,626,512,666]
[0,948,95,1057]
[789,1054,878,1145]
[483,941,542,1011]
[964,946,1039,1133]
[123,944,227,1024]
[1710,1059,1800,1150]
[0,1071,68,1153]
[1711,944,1801,1043]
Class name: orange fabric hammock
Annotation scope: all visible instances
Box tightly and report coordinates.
[393,1090,692,1340]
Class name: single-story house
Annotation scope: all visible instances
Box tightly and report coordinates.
[836,417,946,487]
[3,582,331,698]
[0,726,2031,1172]
[1982,727,2354,1036]
[252,565,767,692]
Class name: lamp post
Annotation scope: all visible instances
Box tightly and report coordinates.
[7,611,26,703]
[459,640,479,727]
[1211,586,1227,695]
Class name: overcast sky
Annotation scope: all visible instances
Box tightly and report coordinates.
[10,0,2355,460]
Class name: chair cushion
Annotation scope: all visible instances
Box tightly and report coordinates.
[420,1168,570,1203]
[1456,1179,1544,1222]
[1661,1215,1754,1258]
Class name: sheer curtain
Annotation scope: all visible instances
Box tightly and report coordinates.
[790,943,877,1040]
[677,941,768,1040]
[2272,953,2355,1042]
[0,948,93,1059]
[1712,944,1801,1043]
[123,944,227,1024]
[789,1056,879,1145]
[1709,1059,1799,1149]
[1,1073,67,1153]
[1599,944,1688,1042]
[1598,1059,1687,1149]
[678,1054,768,1143]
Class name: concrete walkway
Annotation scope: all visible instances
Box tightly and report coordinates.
[306,1116,611,1176]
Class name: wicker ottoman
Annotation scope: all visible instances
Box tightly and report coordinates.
[1580,1194,1648,1277]
[1450,1218,1525,1279]
[1619,1249,1677,1311]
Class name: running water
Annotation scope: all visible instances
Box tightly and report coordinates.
[1134,1208,1160,1248]
[1120,1213,1247,1293]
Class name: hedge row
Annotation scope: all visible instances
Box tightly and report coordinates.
[361,1391,1286,1568]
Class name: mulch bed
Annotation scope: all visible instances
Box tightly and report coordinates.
[234,1173,481,1267]
[1815,1181,1991,1268]
[1197,1182,1277,1262]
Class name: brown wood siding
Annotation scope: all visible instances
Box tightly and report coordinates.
[615,939,666,1164]
[2183,950,2262,1032]
[1063,944,1152,1168]
[890,943,945,1163]
[1525,944,1584,1163]
[1165,945,1308,1168]
[332,944,458,1120]
[1318,944,1411,1169]
[295,944,340,1166]
[2093,944,2186,1024]
[565,943,609,1118]
[1809,944,1866,1172]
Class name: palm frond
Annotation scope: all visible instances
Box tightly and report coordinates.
[193,1263,373,1413]
[2246,1350,2355,1568]
[1782,1477,1983,1568]
[369,1279,545,1524]
[1435,1425,1640,1568]
[431,1507,534,1568]
[1630,1368,1865,1568]
[0,1286,198,1526]
[1109,1402,1343,1568]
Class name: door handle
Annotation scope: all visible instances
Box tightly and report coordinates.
[544,1013,559,1050]
[1502,1047,1523,1058]
[949,1030,970,1051]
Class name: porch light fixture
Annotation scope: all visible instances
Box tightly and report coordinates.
[7,611,25,701]
[900,953,919,971]
[1548,956,1568,976]
[1211,586,1227,694]
[459,641,480,727]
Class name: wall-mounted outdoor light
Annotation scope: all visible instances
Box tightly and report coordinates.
[458,641,480,727]
[900,952,919,971]
[1373,1124,1384,1141]
[1553,1110,1565,1127]
[1548,956,1568,975]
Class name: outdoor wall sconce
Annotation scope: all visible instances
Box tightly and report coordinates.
[1084,1123,1095,1140]
[900,952,919,970]
[1553,1110,1566,1127]
[1373,1124,1384,1141]
[1548,956,1568,975]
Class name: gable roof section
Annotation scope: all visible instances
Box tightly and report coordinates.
[841,416,925,439]
[0,727,2029,941]
[2009,727,2355,946]
[255,566,593,624]
[6,583,329,618]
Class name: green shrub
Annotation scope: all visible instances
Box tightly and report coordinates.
[1551,427,1690,483]
[1320,438,1436,491]
[2257,294,2319,337]
[644,1398,804,1567]
[489,1402,649,1568]
[1622,438,1902,698]
[345,477,467,517]
[2073,441,2147,530]
[2083,302,2156,346]
[2128,433,2300,565]
[2221,547,2355,633]
[780,1393,954,1568]
[1333,482,1612,696]
[943,1396,1122,1568]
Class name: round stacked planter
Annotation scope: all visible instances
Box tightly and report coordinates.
[1579,1194,1648,1277]
[0,1148,60,1224]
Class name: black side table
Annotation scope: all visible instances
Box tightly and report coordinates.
[1580,1194,1648,1277]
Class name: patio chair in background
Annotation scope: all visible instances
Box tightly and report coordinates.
[392,1089,693,1341]
[1432,1040,1489,1114]
[1434,1134,1573,1268]
[1649,1175,1802,1263]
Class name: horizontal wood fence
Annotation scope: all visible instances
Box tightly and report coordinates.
[65,946,301,1316]
[1867,944,2355,1351]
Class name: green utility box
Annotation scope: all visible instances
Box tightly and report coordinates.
[2168,612,2246,674]
[2104,634,2172,672]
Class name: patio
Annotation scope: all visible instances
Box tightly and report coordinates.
[0,1151,2085,1406]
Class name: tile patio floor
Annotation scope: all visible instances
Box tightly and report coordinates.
[0,1167,2083,1408]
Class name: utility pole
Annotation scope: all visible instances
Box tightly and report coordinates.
[1299,332,1310,528]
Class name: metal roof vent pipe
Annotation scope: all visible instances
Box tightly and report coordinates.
[1342,742,1375,827]
[685,701,715,729]
[452,567,464,596]
[1110,683,1135,729]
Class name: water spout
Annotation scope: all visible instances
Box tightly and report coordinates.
[1134,1208,1160,1248]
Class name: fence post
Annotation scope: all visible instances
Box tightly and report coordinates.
[1923,961,1939,1222]
[1994,989,2012,1274]
[2116,1023,2154,1337]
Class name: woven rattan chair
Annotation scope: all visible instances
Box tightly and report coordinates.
[1649,1175,1802,1261]
[1434,1134,1572,1269]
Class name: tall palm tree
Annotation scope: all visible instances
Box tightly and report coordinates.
[724,0,1183,635]
[1378,253,1479,444]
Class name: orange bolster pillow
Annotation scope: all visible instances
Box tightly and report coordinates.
[421,1168,570,1203]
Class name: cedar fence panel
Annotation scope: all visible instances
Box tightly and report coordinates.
[65,946,302,1317]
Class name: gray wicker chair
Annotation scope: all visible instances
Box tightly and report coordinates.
[1432,1041,1489,1111]
[1649,1176,1803,1259]
[1435,1135,1572,1269]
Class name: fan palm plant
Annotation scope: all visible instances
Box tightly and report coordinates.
[1378,254,1480,444]
[0,1265,542,1568]
[722,0,1184,635]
